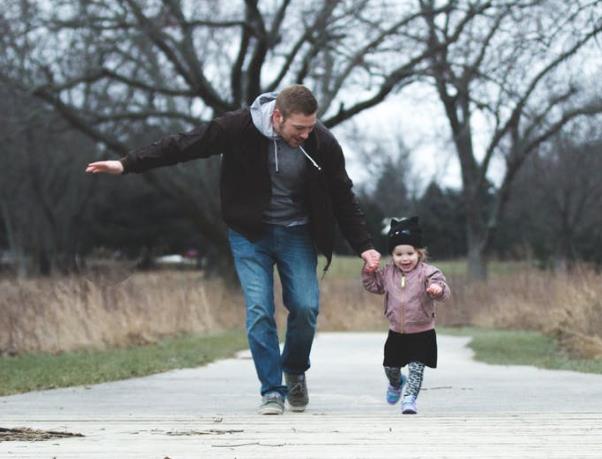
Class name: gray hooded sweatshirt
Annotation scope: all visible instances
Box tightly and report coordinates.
[250,92,319,227]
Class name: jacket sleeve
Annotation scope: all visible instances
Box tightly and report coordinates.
[425,265,451,302]
[322,133,373,255]
[362,267,385,295]
[120,119,228,174]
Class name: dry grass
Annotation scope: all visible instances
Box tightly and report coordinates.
[2,260,601,360]
[316,260,602,359]
[0,271,244,355]
[442,266,602,359]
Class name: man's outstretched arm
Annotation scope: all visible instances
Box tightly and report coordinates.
[85,117,230,176]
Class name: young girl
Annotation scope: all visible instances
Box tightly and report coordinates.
[362,216,450,414]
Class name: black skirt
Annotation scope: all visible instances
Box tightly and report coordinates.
[383,328,437,368]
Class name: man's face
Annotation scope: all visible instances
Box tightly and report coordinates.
[272,108,317,148]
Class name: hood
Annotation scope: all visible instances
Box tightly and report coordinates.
[250,92,277,138]
[249,91,322,173]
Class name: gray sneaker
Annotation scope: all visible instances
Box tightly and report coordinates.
[258,392,284,415]
[285,372,309,412]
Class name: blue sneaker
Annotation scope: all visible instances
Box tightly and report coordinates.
[386,374,406,404]
[402,395,417,414]
[386,385,401,404]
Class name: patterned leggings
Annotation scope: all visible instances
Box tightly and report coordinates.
[384,362,425,399]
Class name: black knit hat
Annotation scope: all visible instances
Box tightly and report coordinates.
[388,216,423,252]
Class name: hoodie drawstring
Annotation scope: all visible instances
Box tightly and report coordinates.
[273,138,279,172]
[272,141,321,173]
[299,146,322,171]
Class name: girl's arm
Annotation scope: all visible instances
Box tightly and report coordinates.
[361,265,385,294]
[425,267,451,302]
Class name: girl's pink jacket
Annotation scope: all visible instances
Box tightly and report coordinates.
[362,262,451,334]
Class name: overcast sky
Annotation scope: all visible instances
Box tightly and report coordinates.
[334,84,465,192]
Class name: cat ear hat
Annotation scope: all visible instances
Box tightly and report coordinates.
[387,216,423,253]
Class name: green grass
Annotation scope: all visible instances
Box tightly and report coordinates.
[3,325,600,397]
[442,327,602,374]
[0,329,248,396]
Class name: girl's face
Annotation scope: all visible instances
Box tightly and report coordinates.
[392,244,419,273]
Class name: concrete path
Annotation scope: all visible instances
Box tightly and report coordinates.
[1,333,601,458]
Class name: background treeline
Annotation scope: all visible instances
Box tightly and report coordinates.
[2,77,601,277]
[0,84,221,277]
[1,0,602,279]
[353,126,602,269]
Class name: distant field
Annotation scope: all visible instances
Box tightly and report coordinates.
[321,255,531,278]
[1,256,601,396]
[319,256,602,362]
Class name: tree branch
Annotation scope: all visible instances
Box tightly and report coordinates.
[524,102,602,154]
[267,2,339,92]
[482,21,602,171]
[102,69,195,97]
[324,5,452,112]
[91,110,200,125]
[244,0,269,102]
[124,0,231,113]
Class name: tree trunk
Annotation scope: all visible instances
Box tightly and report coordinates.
[36,249,52,277]
[466,212,488,281]
[467,241,487,281]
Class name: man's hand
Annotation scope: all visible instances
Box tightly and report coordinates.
[361,249,381,272]
[426,283,443,298]
[85,160,124,175]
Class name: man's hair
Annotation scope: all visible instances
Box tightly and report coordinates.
[275,85,318,119]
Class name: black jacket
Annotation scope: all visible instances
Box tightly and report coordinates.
[120,108,373,267]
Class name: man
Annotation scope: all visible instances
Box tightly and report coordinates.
[86,85,381,415]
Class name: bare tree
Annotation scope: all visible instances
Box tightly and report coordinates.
[518,129,602,270]
[0,0,470,270]
[353,131,415,217]
[0,84,98,276]
[419,0,602,279]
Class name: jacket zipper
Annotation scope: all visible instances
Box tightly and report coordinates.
[400,271,406,333]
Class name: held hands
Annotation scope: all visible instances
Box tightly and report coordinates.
[361,249,381,273]
[426,283,443,298]
[85,160,124,175]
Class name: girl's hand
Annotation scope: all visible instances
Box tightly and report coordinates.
[426,283,443,298]
[361,249,380,273]
[362,262,374,273]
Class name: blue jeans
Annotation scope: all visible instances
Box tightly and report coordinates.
[228,225,319,397]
